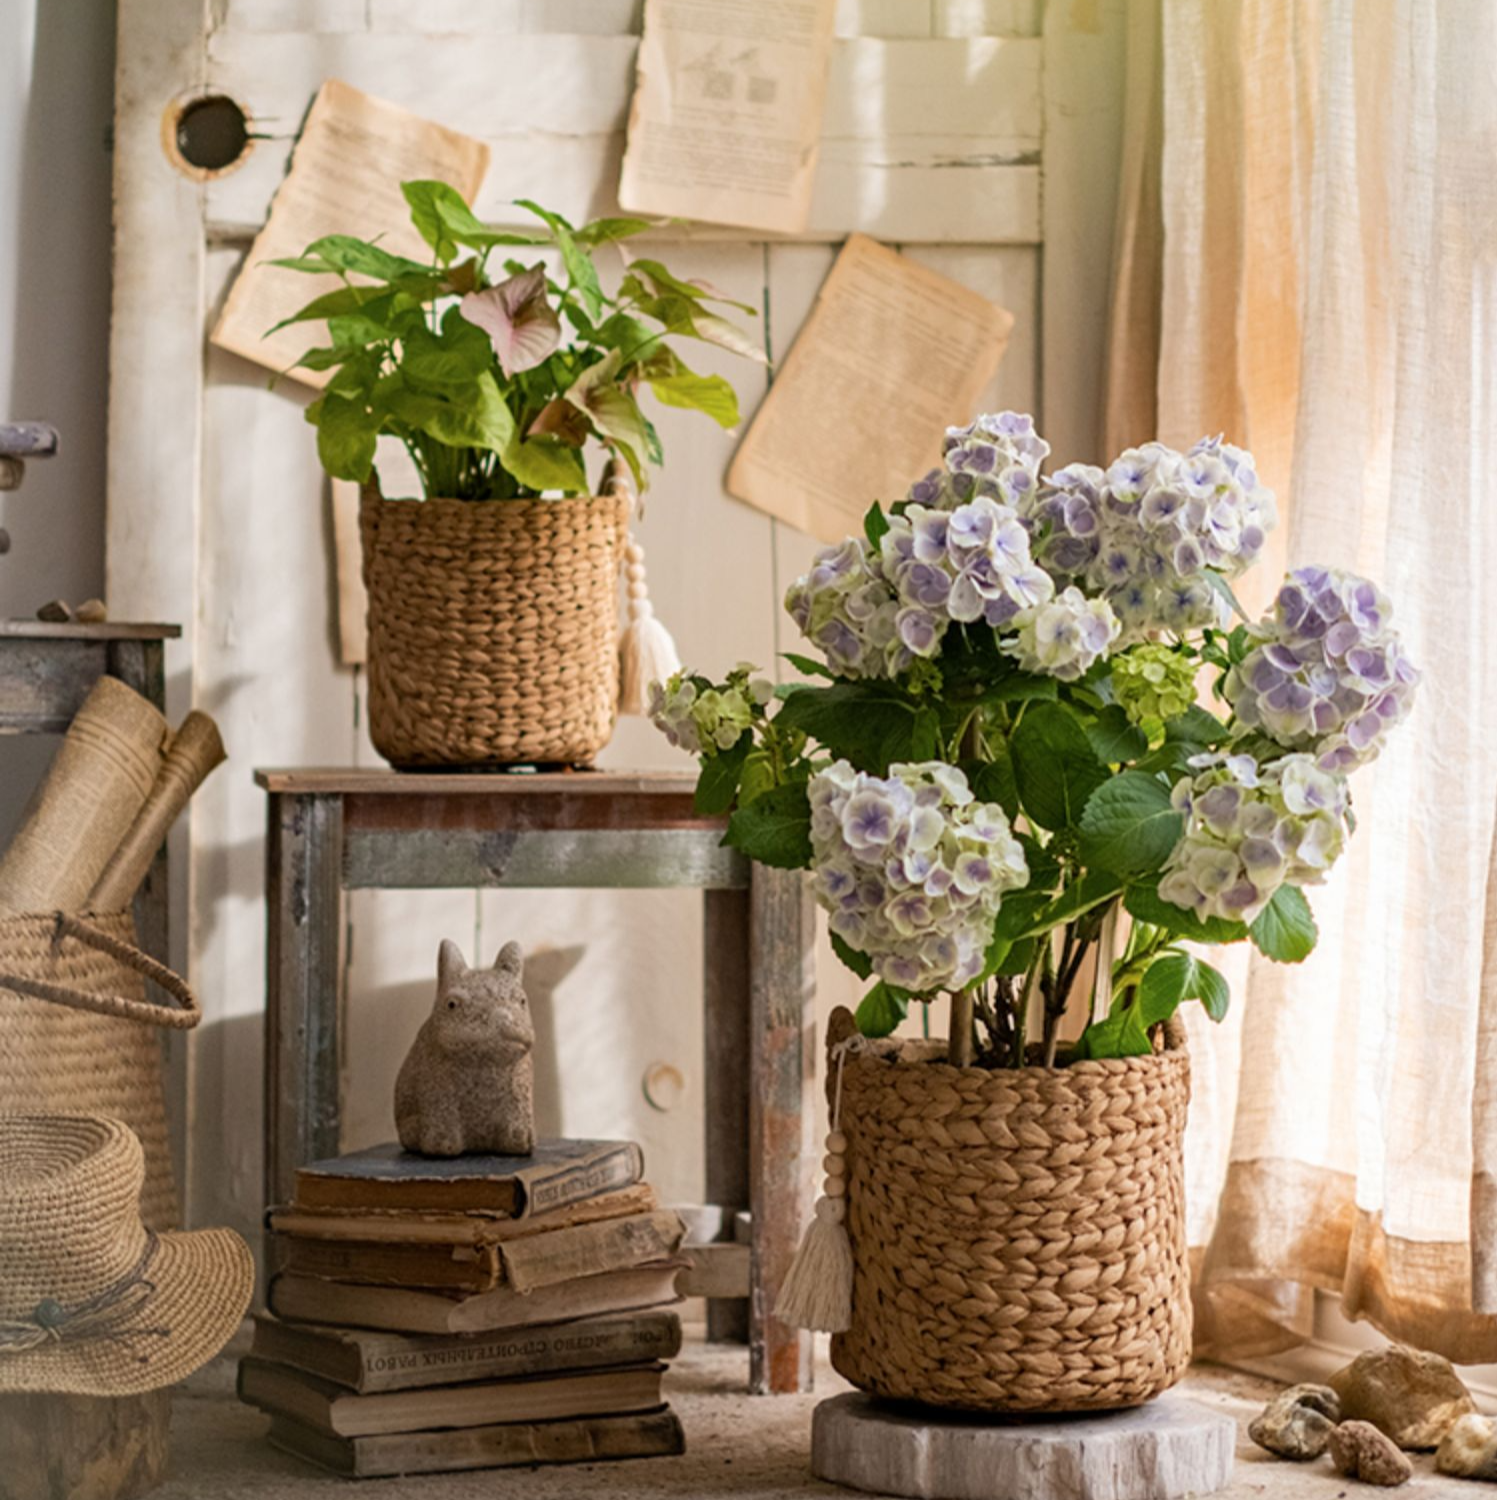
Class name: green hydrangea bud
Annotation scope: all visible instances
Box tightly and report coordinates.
[1113,644,1198,727]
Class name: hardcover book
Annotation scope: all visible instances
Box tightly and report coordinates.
[266,1406,686,1478]
[238,1356,666,1437]
[293,1139,644,1218]
[279,1209,686,1294]
[248,1309,684,1395]
[268,1261,684,1336]
[266,1183,659,1246]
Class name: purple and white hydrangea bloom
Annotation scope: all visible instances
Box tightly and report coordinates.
[647,667,770,755]
[783,536,903,680]
[648,673,707,753]
[1223,566,1420,772]
[1025,436,1278,641]
[1158,752,1350,924]
[899,411,1052,515]
[1006,585,1122,682]
[878,496,1056,658]
[808,760,1029,992]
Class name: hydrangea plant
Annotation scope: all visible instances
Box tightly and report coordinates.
[651,412,1420,1067]
[275,183,760,499]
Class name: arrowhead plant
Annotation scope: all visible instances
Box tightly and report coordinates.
[271,183,762,499]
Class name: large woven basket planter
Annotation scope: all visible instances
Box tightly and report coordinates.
[0,908,200,1232]
[826,1005,1192,1414]
[360,485,629,768]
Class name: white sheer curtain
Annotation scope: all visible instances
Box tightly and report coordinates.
[1107,0,1497,1361]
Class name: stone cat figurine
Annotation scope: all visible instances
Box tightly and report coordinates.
[394,939,536,1157]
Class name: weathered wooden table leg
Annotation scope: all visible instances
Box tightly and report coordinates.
[749,864,816,1394]
[702,886,751,1344]
[264,792,346,1214]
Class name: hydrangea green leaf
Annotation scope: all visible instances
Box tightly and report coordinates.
[724,782,812,870]
[1249,884,1318,962]
[854,981,909,1039]
[1077,771,1183,876]
[1010,703,1108,830]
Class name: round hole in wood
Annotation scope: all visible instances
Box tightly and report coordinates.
[166,94,251,177]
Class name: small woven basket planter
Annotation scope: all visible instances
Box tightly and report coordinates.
[826,1006,1192,1414]
[360,484,629,768]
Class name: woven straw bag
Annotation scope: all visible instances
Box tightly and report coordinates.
[360,481,630,768]
[826,1005,1192,1413]
[0,910,198,1231]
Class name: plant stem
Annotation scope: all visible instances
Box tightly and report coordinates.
[1042,926,1095,1067]
[1090,906,1119,1029]
[948,986,976,1067]
[1014,939,1047,1068]
[1040,926,1074,1068]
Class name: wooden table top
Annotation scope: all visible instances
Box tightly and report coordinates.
[0,620,182,640]
[255,767,699,796]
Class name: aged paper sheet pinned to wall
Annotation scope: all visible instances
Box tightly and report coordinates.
[212,79,490,386]
[619,0,837,235]
[726,235,1015,542]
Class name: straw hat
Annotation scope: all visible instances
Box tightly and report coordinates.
[0,1114,253,1395]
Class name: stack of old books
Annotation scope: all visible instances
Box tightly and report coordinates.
[240,1138,687,1479]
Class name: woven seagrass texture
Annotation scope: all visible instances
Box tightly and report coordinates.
[360,488,628,767]
[826,1006,1192,1413]
[0,912,183,1230]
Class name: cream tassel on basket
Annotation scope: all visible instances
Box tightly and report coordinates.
[618,537,680,714]
[609,464,681,716]
[775,1036,865,1333]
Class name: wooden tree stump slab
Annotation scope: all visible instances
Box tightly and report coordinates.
[811,1391,1235,1500]
[0,1389,171,1500]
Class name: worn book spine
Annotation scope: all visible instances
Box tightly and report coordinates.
[269,1261,685,1335]
[268,1406,685,1479]
[282,1237,503,1293]
[512,1141,644,1218]
[250,1310,683,1394]
[279,1209,684,1294]
[293,1139,645,1216]
[238,1357,665,1439]
[500,1210,685,1294]
[266,1182,659,1246]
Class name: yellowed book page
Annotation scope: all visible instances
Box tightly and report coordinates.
[211,79,490,386]
[619,0,837,234]
[87,711,226,911]
[0,677,167,915]
[726,234,1015,543]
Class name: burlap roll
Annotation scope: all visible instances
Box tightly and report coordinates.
[360,485,629,768]
[827,1006,1192,1413]
[0,912,199,1231]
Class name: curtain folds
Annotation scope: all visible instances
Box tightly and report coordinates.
[1107,0,1497,1363]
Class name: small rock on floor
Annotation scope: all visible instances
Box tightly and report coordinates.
[1249,1383,1340,1460]
[1328,1346,1476,1450]
[1437,1413,1497,1482]
[1330,1420,1415,1487]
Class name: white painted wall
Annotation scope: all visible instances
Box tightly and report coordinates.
[0,0,117,836]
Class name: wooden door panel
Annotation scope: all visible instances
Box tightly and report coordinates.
[110,0,1123,1231]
